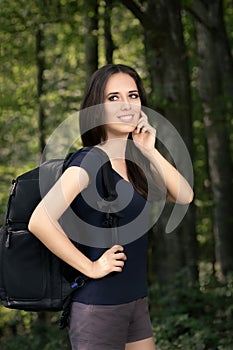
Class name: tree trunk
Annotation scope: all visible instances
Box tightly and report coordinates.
[192,0,233,280]
[36,26,46,154]
[84,0,99,77]
[122,0,198,286]
[104,0,114,64]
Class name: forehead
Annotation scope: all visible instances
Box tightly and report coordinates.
[105,73,137,92]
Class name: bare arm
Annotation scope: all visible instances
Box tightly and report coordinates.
[142,147,194,204]
[28,166,126,279]
[133,111,194,204]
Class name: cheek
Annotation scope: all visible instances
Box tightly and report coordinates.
[104,102,141,124]
[132,102,141,111]
[132,104,141,121]
[104,103,118,121]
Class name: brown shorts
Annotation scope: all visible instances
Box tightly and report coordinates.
[69,297,153,350]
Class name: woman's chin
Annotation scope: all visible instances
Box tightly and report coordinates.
[106,123,136,138]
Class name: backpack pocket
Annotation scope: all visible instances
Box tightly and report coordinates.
[2,229,47,301]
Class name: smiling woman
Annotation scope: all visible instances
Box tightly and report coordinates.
[28,63,193,350]
[104,73,141,139]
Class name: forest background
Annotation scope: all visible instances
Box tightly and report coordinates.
[0,0,233,349]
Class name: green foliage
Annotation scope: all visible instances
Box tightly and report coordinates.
[110,4,145,68]
[0,309,71,350]
[0,269,232,349]
[1,0,233,347]
[149,272,233,349]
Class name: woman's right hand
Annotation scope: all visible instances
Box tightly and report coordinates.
[91,245,127,279]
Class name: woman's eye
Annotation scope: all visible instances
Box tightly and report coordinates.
[107,93,139,101]
[129,93,139,99]
[108,95,118,101]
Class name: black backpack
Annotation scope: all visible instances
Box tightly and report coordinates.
[0,147,117,328]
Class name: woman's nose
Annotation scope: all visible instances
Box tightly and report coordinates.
[120,97,131,110]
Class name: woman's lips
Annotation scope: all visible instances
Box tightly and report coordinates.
[117,114,134,122]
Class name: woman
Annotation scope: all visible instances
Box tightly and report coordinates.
[29,64,193,350]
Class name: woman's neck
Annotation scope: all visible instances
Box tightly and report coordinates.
[97,137,128,161]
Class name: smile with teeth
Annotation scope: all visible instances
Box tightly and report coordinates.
[117,114,134,122]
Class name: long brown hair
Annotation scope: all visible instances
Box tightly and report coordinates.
[79,64,151,198]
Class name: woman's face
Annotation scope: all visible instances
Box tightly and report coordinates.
[104,72,141,139]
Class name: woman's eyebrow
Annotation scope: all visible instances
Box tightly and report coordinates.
[106,90,139,96]
[106,92,119,96]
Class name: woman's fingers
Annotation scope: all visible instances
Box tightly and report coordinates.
[111,245,124,253]
[114,252,127,261]
[92,245,127,278]
[135,111,156,135]
[110,245,127,264]
[135,115,147,133]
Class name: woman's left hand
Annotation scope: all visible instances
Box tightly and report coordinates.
[132,110,156,151]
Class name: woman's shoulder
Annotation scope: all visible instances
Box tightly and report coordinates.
[71,146,92,159]
[66,146,107,174]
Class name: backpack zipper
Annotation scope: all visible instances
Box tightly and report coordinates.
[5,231,12,248]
